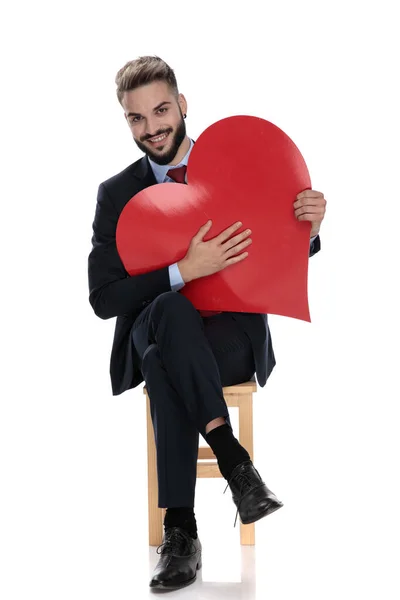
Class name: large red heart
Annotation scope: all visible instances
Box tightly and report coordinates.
[116,115,312,321]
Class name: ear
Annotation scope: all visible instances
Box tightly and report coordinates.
[178,93,187,116]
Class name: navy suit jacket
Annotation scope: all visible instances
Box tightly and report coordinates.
[88,155,321,395]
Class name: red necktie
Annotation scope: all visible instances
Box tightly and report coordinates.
[167,164,221,317]
[166,165,187,183]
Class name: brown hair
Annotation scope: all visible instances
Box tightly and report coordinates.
[115,55,179,105]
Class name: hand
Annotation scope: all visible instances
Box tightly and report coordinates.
[293,190,327,237]
[178,220,252,283]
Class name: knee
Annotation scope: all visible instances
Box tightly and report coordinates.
[151,291,198,317]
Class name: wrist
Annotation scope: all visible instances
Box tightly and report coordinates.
[177,259,193,283]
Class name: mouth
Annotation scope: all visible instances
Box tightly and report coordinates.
[147,132,170,147]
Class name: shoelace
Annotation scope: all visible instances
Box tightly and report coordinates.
[223,466,265,528]
[156,526,198,558]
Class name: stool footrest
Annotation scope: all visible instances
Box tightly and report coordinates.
[197,462,221,478]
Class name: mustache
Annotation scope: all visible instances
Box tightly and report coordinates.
[141,128,173,142]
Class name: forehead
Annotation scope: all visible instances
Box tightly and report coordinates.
[122,80,175,114]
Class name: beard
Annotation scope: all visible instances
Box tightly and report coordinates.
[133,112,187,166]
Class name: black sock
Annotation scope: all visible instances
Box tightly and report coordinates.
[164,507,198,539]
[205,423,251,480]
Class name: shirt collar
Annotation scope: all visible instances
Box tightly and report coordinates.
[148,137,194,184]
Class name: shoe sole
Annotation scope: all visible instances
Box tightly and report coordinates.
[240,501,284,525]
[149,560,202,590]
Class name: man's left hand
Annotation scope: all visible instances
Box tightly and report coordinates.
[293,190,327,238]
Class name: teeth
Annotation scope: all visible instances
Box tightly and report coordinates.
[150,133,168,142]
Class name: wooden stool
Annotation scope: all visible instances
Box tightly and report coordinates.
[144,379,257,546]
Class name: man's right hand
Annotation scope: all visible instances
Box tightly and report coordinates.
[177,220,252,283]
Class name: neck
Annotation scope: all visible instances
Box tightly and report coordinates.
[168,135,191,166]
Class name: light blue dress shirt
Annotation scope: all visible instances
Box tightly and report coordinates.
[148,139,194,292]
[148,138,318,292]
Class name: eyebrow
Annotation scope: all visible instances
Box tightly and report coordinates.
[127,101,172,118]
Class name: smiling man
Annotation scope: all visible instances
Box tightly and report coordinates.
[126,84,189,165]
[88,55,325,590]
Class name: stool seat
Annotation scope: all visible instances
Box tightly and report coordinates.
[144,378,257,546]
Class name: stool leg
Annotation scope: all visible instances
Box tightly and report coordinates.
[146,392,163,546]
[238,392,255,546]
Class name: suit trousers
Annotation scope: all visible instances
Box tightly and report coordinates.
[131,291,256,508]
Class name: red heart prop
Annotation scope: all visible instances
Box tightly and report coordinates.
[116,115,312,321]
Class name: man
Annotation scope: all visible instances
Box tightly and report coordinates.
[88,55,326,590]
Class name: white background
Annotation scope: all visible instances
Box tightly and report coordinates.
[1,0,399,598]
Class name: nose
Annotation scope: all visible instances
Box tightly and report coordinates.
[144,115,160,139]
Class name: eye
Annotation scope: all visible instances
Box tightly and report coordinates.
[157,108,168,114]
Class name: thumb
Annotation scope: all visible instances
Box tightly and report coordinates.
[196,220,212,240]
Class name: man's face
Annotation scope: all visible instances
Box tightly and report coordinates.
[122,81,187,165]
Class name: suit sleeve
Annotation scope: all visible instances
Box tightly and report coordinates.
[309,234,321,257]
[88,182,172,319]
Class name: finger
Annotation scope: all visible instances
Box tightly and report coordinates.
[225,251,249,266]
[296,190,324,200]
[297,213,323,222]
[222,228,251,249]
[224,238,253,256]
[294,206,323,217]
[217,221,243,243]
[194,220,212,240]
[294,197,325,209]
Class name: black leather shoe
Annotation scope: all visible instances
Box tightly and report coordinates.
[149,526,202,590]
[223,460,284,526]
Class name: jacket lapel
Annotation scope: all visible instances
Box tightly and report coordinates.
[130,155,157,187]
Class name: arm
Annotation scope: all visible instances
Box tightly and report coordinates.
[168,235,321,284]
[294,190,325,257]
[88,183,172,319]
